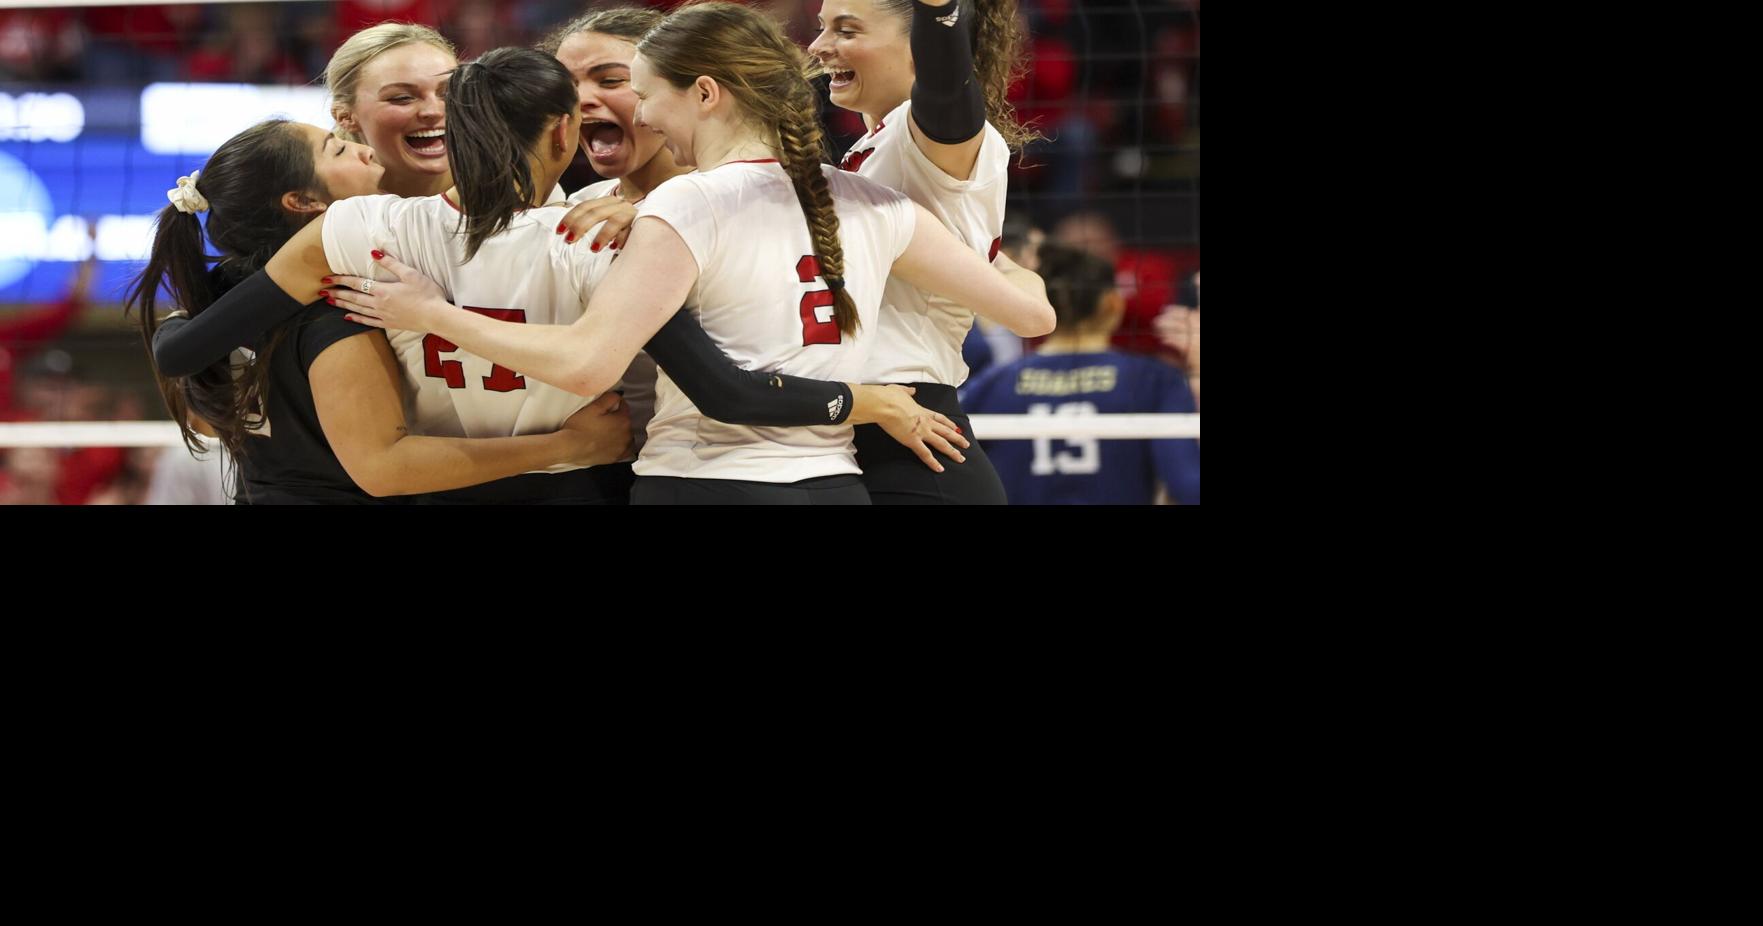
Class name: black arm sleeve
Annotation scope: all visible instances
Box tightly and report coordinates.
[642,310,854,427]
[909,0,986,144]
[152,270,313,376]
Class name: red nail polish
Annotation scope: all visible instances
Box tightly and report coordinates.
[321,276,333,284]
[557,223,568,234]
[590,241,601,252]
[955,425,962,433]
[610,241,619,250]
[371,250,384,260]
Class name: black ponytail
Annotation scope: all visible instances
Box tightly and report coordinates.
[445,47,578,261]
[124,119,316,457]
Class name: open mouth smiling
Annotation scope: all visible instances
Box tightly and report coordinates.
[583,119,628,163]
[405,128,446,158]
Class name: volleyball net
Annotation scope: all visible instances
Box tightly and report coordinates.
[0,413,1200,448]
[1,0,1199,503]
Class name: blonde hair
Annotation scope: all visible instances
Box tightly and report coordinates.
[638,2,860,336]
[324,22,457,143]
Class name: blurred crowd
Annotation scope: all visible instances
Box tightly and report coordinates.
[1,0,1199,504]
[0,260,162,505]
[1,1,1199,191]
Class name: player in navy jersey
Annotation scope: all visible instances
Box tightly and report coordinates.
[961,245,1199,505]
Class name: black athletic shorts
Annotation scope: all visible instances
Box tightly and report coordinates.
[853,382,1007,505]
[419,463,635,505]
[632,473,870,505]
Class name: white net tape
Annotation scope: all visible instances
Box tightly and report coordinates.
[967,413,1199,440]
[0,421,186,448]
[0,415,1199,448]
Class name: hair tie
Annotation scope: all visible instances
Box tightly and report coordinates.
[822,274,846,291]
[167,171,208,214]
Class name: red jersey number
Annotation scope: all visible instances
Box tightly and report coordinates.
[840,147,876,172]
[797,255,840,346]
[422,307,528,392]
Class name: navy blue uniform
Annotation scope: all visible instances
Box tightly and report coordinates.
[961,351,1199,505]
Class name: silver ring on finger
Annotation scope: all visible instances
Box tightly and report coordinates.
[360,278,374,295]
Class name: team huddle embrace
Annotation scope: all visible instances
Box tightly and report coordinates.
[132,1,1053,505]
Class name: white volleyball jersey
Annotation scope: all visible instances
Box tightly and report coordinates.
[840,98,1010,387]
[566,178,615,204]
[322,192,616,473]
[630,160,916,483]
[567,178,658,452]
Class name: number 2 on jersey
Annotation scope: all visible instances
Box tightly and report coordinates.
[797,255,840,346]
[423,307,527,392]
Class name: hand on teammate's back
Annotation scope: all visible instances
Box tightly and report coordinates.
[326,251,453,334]
[854,383,969,474]
[560,392,634,466]
[556,195,638,253]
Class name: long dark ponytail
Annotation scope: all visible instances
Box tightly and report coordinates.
[444,47,578,261]
[125,119,318,458]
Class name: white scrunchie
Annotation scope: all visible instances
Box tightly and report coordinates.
[167,171,209,215]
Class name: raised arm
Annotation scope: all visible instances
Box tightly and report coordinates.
[906,0,988,180]
[891,202,1055,337]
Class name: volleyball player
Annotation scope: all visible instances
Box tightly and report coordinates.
[149,23,461,380]
[127,119,630,504]
[961,245,1200,504]
[332,3,1053,504]
[808,0,1040,503]
[319,9,973,483]
[539,5,699,478]
[325,23,457,199]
